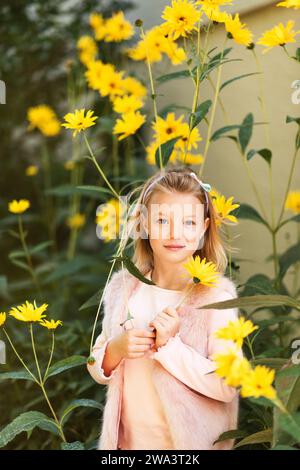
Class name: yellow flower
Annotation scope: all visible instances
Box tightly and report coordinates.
[61,109,98,137]
[146,141,179,165]
[214,316,259,348]
[240,365,277,400]
[161,0,202,40]
[182,255,220,287]
[127,25,187,65]
[201,4,229,23]
[25,165,39,176]
[213,349,251,387]
[8,199,30,214]
[225,14,253,47]
[89,13,107,40]
[39,319,63,330]
[96,198,126,242]
[27,105,61,137]
[257,20,300,54]
[104,11,134,42]
[85,60,105,90]
[64,160,75,171]
[212,194,240,226]
[77,35,97,66]
[277,0,300,9]
[175,123,202,152]
[209,187,221,199]
[112,95,143,114]
[9,300,48,322]
[113,111,146,140]
[0,312,6,327]
[97,67,125,98]
[121,76,147,99]
[153,112,185,144]
[285,190,300,214]
[177,151,204,165]
[67,213,86,229]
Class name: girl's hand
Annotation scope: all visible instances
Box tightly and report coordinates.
[149,307,180,350]
[115,328,156,359]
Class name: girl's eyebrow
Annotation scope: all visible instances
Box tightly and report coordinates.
[157,211,196,218]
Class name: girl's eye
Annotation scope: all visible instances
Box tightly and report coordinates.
[185,220,196,226]
[157,218,168,224]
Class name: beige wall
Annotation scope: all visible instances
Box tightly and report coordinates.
[128,2,300,288]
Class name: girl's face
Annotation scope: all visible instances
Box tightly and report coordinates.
[143,190,210,264]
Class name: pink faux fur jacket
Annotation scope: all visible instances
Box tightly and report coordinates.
[87,268,242,450]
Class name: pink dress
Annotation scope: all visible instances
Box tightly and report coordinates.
[118,270,181,450]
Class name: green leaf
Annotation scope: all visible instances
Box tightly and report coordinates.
[0,275,9,299]
[277,366,300,378]
[155,137,180,167]
[43,255,97,283]
[213,429,247,444]
[75,185,112,199]
[79,288,103,311]
[8,257,32,273]
[0,370,36,382]
[220,72,260,92]
[211,124,243,141]
[111,254,155,285]
[0,411,59,448]
[200,295,300,311]
[271,445,298,450]
[156,70,190,85]
[239,113,254,154]
[200,58,243,82]
[247,148,272,165]
[233,203,270,229]
[277,413,300,443]
[286,115,300,126]
[61,441,85,450]
[277,213,300,231]
[250,358,288,370]
[60,399,103,426]
[190,100,212,129]
[233,429,273,448]
[45,355,87,381]
[279,242,300,280]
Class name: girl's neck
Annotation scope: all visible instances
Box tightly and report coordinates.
[150,265,191,291]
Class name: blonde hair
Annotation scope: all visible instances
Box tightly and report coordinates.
[125,165,228,276]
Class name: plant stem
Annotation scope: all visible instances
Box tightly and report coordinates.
[18,216,42,296]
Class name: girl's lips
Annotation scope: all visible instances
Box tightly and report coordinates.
[164,245,185,250]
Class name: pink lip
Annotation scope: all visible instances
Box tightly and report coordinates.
[164,245,185,249]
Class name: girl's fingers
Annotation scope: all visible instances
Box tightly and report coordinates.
[162,307,178,318]
[134,337,155,345]
[130,344,153,352]
[133,329,156,338]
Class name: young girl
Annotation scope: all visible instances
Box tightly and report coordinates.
[87,166,243,451]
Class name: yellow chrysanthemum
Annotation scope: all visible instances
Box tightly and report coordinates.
[146,140,179,165]
[212,194,240,226]
[240,365,277,400]
[104,11,134,42]
[225,14,254,47]
[97,67,125,98]
[153,112,185,144]
[27,105,61,137]
[257,20,300,54]
[121,76,147,99]
[113,111,146,140]
[39,319,63,330]
[285,190,300,214]
[112,95,143,114]
[277,0,300,9]
[9,300,48,323]
[0,312,6,327]
[89,13,107,40]
[62,109,98,137]
[212,349,251,387]
[8,199,30,214]
[214,316,259,348]
[25,165,39,177]
[200,4,229,23]
[96,198,126,242]
[161,0,202,40]
[67,213,86,229]
[77,35,97,66]
[182,255,220,287]
[85,60,105,90]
